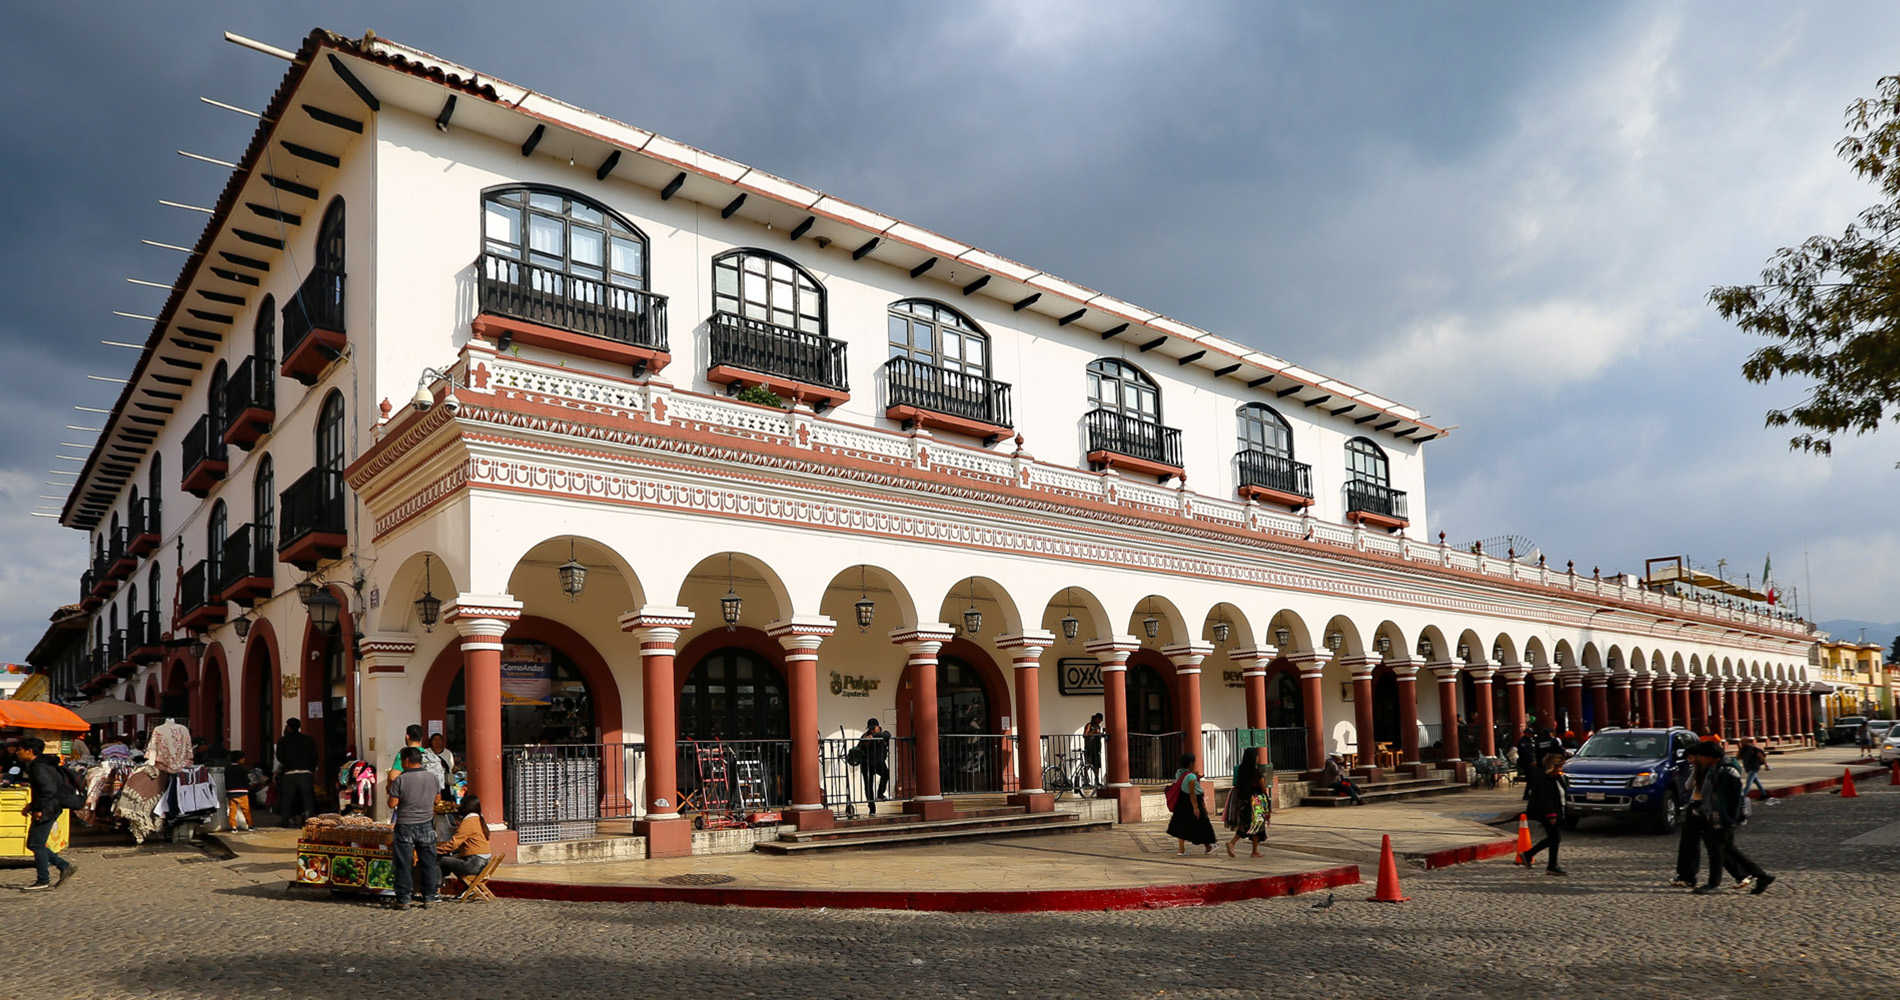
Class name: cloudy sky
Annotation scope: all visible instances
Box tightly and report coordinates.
[4,1,1897,659]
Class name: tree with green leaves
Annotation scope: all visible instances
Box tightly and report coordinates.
[1711,75,1900,456]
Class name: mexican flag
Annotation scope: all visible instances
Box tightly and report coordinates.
[1762,554,1777,605]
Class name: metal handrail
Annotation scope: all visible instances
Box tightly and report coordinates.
[708,311,848,391]
[1344,479,1409,520]
[882,356,1012,428]
[282,265,345,360]
[476,251,669,351]
[1084,408,1183,469]
[1237,449,1313,498]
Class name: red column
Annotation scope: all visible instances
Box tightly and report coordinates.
[1418,663,1447,765]
[772,617,837,830]
[1718,683,1736,737]
[1688,678,1707,733]
[1346,657,1377,773]
[446,598,522,839]
[1560,669,1585,735]
[1502,666,1528,743]
[620,607,694,857]
[1738,682,1754,738]
[1589,676,1610,735]
[1655,677,1673,727]
[1634,675,1653,727]
[1087,637,1141,822]
[1532,666,1558,731]
[1234,647,1271,730]
[897,626,957,821]
[1299,657,1329,775]
[1774,686,1790,742]
[1752,684,1767,740]
[1166,642,1213,769]
[1801,689,1814,744]
[1608,675,1630,729]
[1001,631,1056,811]
[1470,666,1497,757]
[1674,680,1692,730]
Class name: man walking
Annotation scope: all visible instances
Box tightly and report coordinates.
[387,746,443,910]
[857,719,891,812]
[1689,741,1774,895]
[275,719,319,826]
[1737,737,1773,805]
[17,738,76,891]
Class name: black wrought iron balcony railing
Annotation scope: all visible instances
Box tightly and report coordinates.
[219,522,272,592]
[283,266,346,361]
[107,629,127,667]
[132,495,159,542]
[182,413,228,473]
[882,357,1013,429]
[79,571,95,603]
[1344,478,1409,521]
[280,469,347,553]
[1237,449,1313,500]
[224,355,275,422]
[708,311,849,392]
[179,559,213,616]
[1083,408,1183,470]
[129,610,160,655]
[90,551,111,582]
[476,252,670,352]
[108,526,129,564]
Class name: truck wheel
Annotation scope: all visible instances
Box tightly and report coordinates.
[1650,792,1681,835]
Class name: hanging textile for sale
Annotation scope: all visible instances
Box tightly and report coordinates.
[146,720,193,775]
[114,764,165,844]
[170,765,219,814]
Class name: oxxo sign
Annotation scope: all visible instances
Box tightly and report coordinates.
[1057,658,1104,696]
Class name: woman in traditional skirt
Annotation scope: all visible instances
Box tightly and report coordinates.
[1225,750,1272,857]
[1167,752,1218,855]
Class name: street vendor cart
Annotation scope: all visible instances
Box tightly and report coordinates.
[294,814,397,895]
[0,701,91,862]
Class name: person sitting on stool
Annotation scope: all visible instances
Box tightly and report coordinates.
[1321,753,1364,804]
[437,794,492,884]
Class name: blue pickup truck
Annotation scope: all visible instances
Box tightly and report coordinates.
[1560,727,1701,834]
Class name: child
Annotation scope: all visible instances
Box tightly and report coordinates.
[225,750,253,831]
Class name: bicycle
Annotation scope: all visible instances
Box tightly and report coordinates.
[1041,751,1096,803]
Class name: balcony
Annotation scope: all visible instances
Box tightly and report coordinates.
[107,526,135,580]
[279,468,347,570]
[281,265,346,385]
[882,357,1013,442]
[129,610,164,664]
[128,496,160,557]
[1236,450,1314,510]
[473,252,671,373]
[107,628,128,672]
[79,571,102,612]
[177,558,226,631]
[706,311,850,410]
[1344,479,1410,531]
[222,355,276,450]
[218,522,274,605]
[1083,408,1184,480]
[88,553,117,599]
[181,413,229,497]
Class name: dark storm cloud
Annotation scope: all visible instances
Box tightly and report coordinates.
[1,1,1895,656]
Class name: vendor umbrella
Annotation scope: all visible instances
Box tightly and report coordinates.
[70,697,159,723]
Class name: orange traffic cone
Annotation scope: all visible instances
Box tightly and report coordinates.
[1841,768,1859,798]
[1513,813,1533,865]
[1367,834,1410,903]
[1889,761,1898,786]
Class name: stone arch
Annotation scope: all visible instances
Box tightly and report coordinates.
[937,576,1023,639]
[1038,586,1113,648]
[1200,601,1254,650]
[1124,594,1188,648]
[240,617,281,760]
[676,552,792,635]
[816,564,918,638]
[419,613,628,746]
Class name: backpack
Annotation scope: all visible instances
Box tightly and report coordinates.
[51,762,87,812]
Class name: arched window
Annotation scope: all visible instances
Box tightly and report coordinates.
[147,565,161,621]
[148,453,162,535]
[1346,437,1389,487]
[316,198,345,274]
[446,641,596,748]
[254,294,276,369]
[888,300,989,377]
[109,511,120,547]
[482,186,649,289]
[1238,403,1293,459]
[1086,358,1160,422]
[317,392,345,474]
[712,249,824,335]
[680,648,788,741]
[253,455,274,547]
[207,500,227,581]
[208,360,229,440]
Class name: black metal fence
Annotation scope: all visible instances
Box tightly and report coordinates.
[502,742,643,844]
[1127,732,1185,785]
[128,610,160,660]
[676,738,792,813]
[882,357,1012,428]
[1344,479,1408,520]
[224,355,275,427]
[477,252,669,351]
[1084,408,1183,470]
[939,733,1015,795]
[179,559,214,618]
[1267,727,1309,773]
[1041,733,1106,790]
[819,735,917,816]
[1237,449,1313,499]
[283,265,346,359]
[279,469,346,552]
[218,522,271,595]
[132,494,158,540]
[182,413,227,476]
[708,311,849,391]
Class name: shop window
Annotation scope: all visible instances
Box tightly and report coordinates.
[679,647,787,741]
[445,641,596,752]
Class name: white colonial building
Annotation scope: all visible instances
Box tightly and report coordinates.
[50,29,1818,858]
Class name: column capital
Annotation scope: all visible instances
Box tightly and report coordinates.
[357,633,418,675]
[1609,672,1632,689]
[1084,635,1142,664]
[1464,663,1497,682]
[619,605,695,635]
[996,629,1057,654]
[1559,666,1586,686]
[1585,672,1610,689]
[1530,666,1559,684]
[1282,649,1333,667]
[1337,653,1382,675]
[768,616,837,649]
[1672,676,1692,690]
[890,623,956,649]
[1421,659,1457,681]
[1629,671,1652,688]
[1162,641,1215,668]
[1689,675,1709,689]
[444,594,522,633]
[1228,645,1274,665]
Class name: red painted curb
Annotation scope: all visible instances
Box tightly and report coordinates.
[488,863,1361,912]
[1415,837,1518,870]
[1761,766,1886,800]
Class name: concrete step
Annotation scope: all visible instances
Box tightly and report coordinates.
[1300,780,1471,808]
[757,811,1110,854]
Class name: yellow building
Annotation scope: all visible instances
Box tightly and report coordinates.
[1812,639,1890,723]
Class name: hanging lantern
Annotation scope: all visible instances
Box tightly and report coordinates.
[1212,620,1231,645]
[232,614,252,640]
[188,634,207,659]
[1554,649,1566,666]
[1273,626,1291,649]
[854,566,875,633]
[558,540,587,602]
[962,579,982,637]
[1142,614,1159,640]
[1492,643,1504,663]
[721,553,742,631]
[1060,613,1080,643]
[414,554,441,633]
[295,576,321,606]
[1457,643,1471,662]
[1376,635,1392,656]
[1325,631,1344,651]
[1417,636,1433,658]
[307,588,341,635]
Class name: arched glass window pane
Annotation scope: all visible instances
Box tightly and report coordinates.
[254,295,276,369]
[888,300,990,377]
[209,361,228,439]
[1346,437,1389,487]
[482,187,647,290]
[317,393,345,474]
[1238,404,1293,459]
[1085,358,1160,421]
[712,250,824,335]
[254,456,274,541]
[208,501,227,573]
[317,199,345,273]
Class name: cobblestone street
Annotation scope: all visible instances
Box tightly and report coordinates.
[11,780,1897,1000]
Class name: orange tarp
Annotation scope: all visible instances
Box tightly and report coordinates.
[0,701,89,732]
